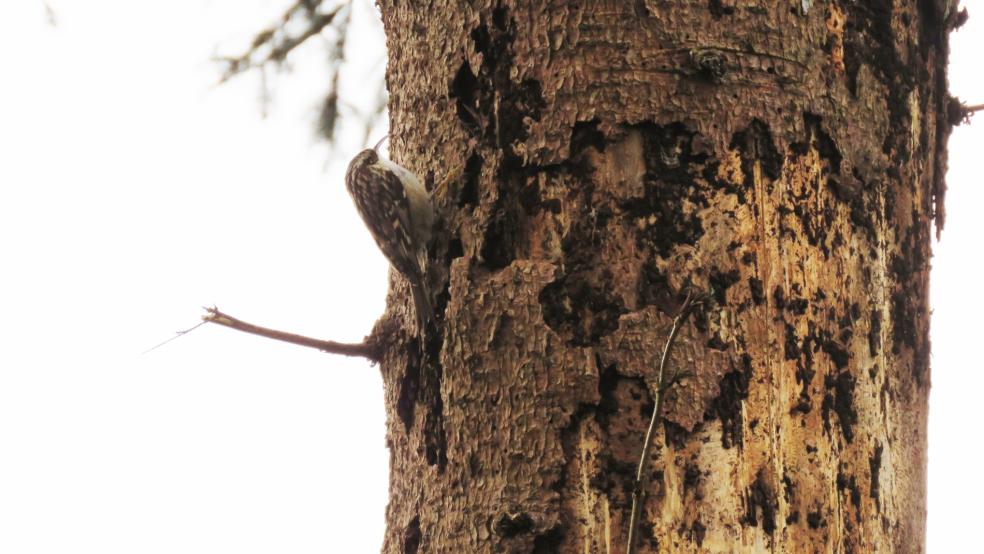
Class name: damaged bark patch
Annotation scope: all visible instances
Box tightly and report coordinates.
[689,519,707,547]
[706,354,751,449]
[458,152,483,208]
[625,123,714,257]
[466,5,545,155]
[802,113,843,174]
[638,260,676,316]
[396,345,421,432]
[748,277,765,305]
[479,175,524,270]
[531,525,565,552]
[837,467,863,523]
[784,322,801,361]
[590,365,653,506]
[499,78,545,147]
[870,442,883,510]
[450,62,482,136]
[807,510,825,529]
[823,371,858,442]
[868,308,882,357]
[493,512,534,537]
[539,272,624,346]
[683,461,702,496]
[707,0,736,19]
[731,118,783,184]
[570,119,606,155]
[421,331,448,471]
[890,287,918,353]
[745,469,778,534]
[423,394,447,471]
[708,268,740,305]
[599,307,731,432]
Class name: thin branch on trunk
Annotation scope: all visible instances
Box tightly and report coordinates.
[626,292,705,554]
[202,306,379,360]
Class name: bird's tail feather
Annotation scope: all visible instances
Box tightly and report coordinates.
[410,280,433,332]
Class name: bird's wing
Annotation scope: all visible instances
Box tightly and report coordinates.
[352,166,421,279]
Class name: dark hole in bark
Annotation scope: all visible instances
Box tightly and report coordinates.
[396,341,421,432]
[480,208,516,270]
[708,0,736,19]
[731,118,783,182]
[571,119,606,155]
[403,516,421,554]
[450,63,482,135]
[807,510,824,529]
[494,512,534,537]
[532,525,565,552]
[459,152,483,207]
[422,355,448,472]
[470,23,493,68]
[446,237,464,261]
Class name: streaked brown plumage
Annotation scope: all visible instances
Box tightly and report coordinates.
[345,148,434,330]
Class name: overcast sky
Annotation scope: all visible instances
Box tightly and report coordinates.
[0,1,980,552]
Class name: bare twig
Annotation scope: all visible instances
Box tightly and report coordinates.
[202,306,379,360]
[626,292,707,554]
[142,320,209,355]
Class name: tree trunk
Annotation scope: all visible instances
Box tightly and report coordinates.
[373,1,955,552]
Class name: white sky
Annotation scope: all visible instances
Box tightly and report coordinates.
[0,1,980,552]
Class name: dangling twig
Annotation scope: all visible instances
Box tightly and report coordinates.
[142,320,209,355]
[626,291,707,554]
[201,306,379,360]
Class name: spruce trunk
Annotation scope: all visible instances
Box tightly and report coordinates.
[374,2,954,552]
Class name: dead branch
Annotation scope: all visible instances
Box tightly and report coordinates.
[202,306,379,361]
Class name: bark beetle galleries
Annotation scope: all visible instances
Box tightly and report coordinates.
[375,2,952,552]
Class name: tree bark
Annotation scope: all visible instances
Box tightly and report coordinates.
[373,1,955,552]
